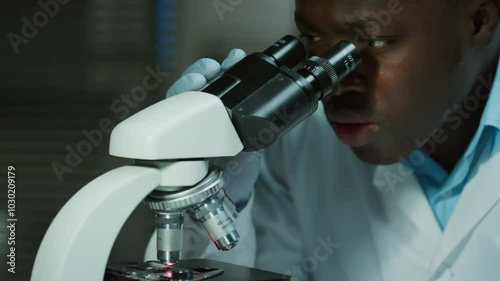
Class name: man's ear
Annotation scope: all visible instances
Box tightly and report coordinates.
[468,0,499,47]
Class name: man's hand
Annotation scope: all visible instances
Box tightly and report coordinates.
[167,49,246,97]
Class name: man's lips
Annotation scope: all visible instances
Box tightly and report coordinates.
[327,111,378,147]
[333,122,378,147]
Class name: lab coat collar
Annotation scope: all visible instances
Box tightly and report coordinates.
[429,141,500,276]
[367,57,500,278]
[427,57,500,275]
[372,163,443,250]
[371,142,500,279]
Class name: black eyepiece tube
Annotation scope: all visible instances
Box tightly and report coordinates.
[296,41,362,100]
[202,36,362,151]
[262,35,306,68]
[322,41,361,81]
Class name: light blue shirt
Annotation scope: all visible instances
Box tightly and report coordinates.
[404,57,500,230]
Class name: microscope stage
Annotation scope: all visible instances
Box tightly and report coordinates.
[104,259,290,281]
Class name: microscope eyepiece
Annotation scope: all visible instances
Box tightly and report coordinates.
[203,35,362,151]
[321,41,361,80]
[296,41,362,101]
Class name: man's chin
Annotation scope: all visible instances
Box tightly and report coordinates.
[348,144,410,166]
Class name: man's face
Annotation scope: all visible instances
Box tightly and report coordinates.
[295,0,478,164]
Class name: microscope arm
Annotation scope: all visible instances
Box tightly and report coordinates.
[31,166,161,281]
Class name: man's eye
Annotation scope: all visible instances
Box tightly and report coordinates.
[367,38,395,50]
[299,32,324,43]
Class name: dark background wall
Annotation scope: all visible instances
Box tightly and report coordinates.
[0,1,296,280]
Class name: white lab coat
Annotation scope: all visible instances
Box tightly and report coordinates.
[145,103,500,281]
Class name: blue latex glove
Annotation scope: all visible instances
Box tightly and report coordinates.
[166,49,261,209]
[167,49,247,97]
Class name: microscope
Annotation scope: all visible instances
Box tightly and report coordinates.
[31,35,361,281]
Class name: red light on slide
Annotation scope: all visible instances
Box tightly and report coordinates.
[164,268,173,278]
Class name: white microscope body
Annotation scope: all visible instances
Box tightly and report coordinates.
[31,91,244,281]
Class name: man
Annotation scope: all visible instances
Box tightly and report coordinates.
[149,0,500,280]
